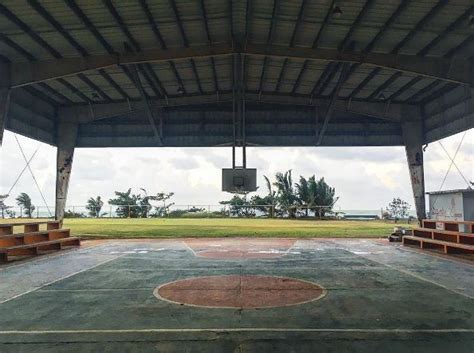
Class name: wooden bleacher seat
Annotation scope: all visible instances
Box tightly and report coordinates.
[0,221,80,262]
[403,219,474,256]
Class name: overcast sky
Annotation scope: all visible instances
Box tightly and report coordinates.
[1,129,472,211]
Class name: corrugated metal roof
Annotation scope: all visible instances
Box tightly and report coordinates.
[0,0,471,109]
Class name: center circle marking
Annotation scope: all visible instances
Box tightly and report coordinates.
[154,275,326,309]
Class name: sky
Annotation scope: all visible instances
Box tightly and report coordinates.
[0,129,473,212]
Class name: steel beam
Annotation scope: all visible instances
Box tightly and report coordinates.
[58,92,418,124]
[55,121,78,221]
[401,118,426,223]
[10,44,472,88]
[316,63,351,145]
[0,63,11,146]
[128,64,163,145]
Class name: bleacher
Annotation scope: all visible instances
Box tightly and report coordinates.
[403,219,474,255]
[0,221,80,262]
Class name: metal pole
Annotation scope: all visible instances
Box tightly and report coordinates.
[241,55,246,169]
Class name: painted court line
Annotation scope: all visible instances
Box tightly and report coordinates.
[0,242,119,272]
[181,241,198,256]
[350,251,474,300]
[0,328,473,334]
[0,255,123,304]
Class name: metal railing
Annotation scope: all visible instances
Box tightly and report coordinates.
[1,204,348,219]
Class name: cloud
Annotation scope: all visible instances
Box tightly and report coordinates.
[1,129,472,211]
[169,157,199,170]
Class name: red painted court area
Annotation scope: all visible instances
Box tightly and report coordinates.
[155,275,326,309]
[185,238,297,259]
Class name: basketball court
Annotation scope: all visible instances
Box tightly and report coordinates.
[1,238,473,352]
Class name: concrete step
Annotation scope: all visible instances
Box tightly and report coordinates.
[403,235,474,255]
[0,237,80,262]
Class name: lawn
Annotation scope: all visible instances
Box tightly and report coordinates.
[37,218,412,238]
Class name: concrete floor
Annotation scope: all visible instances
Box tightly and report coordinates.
[0,238,473,352]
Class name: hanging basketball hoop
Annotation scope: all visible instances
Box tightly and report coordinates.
[222,53,257,194]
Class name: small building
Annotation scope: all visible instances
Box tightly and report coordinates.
[427,189,474,222]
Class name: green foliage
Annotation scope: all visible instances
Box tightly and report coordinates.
[16,192,35,218]
[0,194,14,218]
[386,197,410,222]
[220,194,256,217]
[108,189,143,218]
[273,170,298,218]
[108,189,175,218]
[86,196,104,218]
[220,170,338,219]
[64,209,85,218]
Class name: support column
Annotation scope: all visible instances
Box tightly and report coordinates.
[0,63,11,146]
[55,121,78,221]
[401,119,426,223]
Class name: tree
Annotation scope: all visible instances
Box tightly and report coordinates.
[314,177,338,217]
[149,191,175,217]
[295,176,316,217]
[273,170,298,218]
[64,209,85,218]
[386,197,410,223]
[108,189,142,218]
[295,176,338,217]
[0,194,13,219]
[16,192,35,218]
[86,196,104,218]
[220,194,255,217]
[109,189,175,218]
[263,175,276,218]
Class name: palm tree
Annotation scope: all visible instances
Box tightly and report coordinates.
[314,177,339,217]
[263,175,276,218]
[273,170,297,218]
[295,176,312,216]
[16,192,35,218]
[86,196,104,218]
[140,188,175,217]
[0,194,12,219]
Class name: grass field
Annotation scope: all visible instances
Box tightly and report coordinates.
[0,218,413,238]
[1,218,412,238]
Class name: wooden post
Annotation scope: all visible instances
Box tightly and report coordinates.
[402,118,426,224]
[55,121,78,222]
[0,63,11,146]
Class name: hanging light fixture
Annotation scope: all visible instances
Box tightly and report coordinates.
[177,86,185,94]
[332,5,343,19]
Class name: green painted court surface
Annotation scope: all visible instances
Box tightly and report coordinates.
[0,238,473,352]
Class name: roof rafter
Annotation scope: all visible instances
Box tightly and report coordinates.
[66,0,140,98]
[59,92,419,124]
[22,0,116,102]
[28,0,129,100]
[291,0,334,94]
[258,0,279,93]
[104,0,166,98]
[387,5,474,100]
[198,0,219,93]
[310,0,375,97]
[341,0,411,97]
[170,0,202,95]
[10,43,473,88]
[350,0,449,100]
[316,63,352,145]
[276,0,307,92]
[0,2,89,103]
